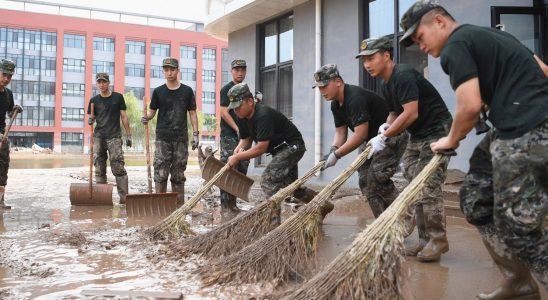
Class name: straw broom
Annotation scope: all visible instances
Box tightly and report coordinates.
[199,146,372,286]
[170,161,325,259]
[286,152,453,300]
[146,164,231,240]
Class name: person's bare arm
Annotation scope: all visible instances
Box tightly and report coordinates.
[189,110,199,132]
[383,101,418,138]
[120,110,131,136]
[220,106,239,133]
[228,140,268,167]
[533,54,548,78]
[335,123,368,157]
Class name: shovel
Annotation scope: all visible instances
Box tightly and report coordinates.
[69,103,113,205]
[0,110,20,210]
[125,97,178,217]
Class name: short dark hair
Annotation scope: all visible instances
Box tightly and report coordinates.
[379,49,394,60]
[422,7,455,23]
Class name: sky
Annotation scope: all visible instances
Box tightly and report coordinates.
[9,0,208,23]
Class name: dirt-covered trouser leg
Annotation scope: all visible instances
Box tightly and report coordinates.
[93,137,108,183]
[0,138,10,206]
[105,138,128,202]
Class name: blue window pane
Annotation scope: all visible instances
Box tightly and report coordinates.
[369,0,395,37]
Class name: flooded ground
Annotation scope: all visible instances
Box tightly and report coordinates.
[0,153,546,299]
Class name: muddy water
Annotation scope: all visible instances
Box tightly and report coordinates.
[1,166,546,299]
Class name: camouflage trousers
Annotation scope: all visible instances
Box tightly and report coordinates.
[261,143,308,199]
[0,139,10,186]
[220,135,250,202]
[359,131,409,217]
[93,137,127,183]
[403,132,449,236]
[460,121,548,287]
[153,139,188,185]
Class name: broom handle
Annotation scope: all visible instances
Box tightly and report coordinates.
[0,110,19,149]
[89,103,94,199]
[143,97,152,194]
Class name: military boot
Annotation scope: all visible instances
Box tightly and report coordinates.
[405,205,427,256]
[171,183,185,206]
[115,175,128,204]
[95,175,107,184]
[155,181,167,193]
[0,186,11,210]
[417,214,449,262]
[477,238,540,300]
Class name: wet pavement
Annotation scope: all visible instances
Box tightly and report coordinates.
[0,156,546,299]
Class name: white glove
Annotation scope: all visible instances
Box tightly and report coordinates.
[321,151,339,170]
[378,123,390,136]
[367,134,387,159]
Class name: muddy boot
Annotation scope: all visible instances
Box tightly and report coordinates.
[95,175,107,184]
[224,195,240,213]
[155,182,167,193]
[0,186,10,210]
[417,215,449,262]
[171,183,185,206]
[115,175,128,204]
[405,205,427,256]
[477,238,540,300]
[294,187,317,204]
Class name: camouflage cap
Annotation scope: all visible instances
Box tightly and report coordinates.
[95,72,109,81]
[313,64,340,88]
[355,37,392,58]
[231,59,247,69]
[227,83,253,109]
[0,59,16,75]
[400,0,441,47]
[162,57,179,68]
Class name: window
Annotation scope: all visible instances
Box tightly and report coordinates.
[203,48,216,61]
[221,48,229,62]
[151,43,170,57]
[15,106,54,126]
[125,40,145,54]
[64,34,85,49]
[7,28,24,49]
[8,80,23,101]
[93,60,114,75]
[62,83,86,97]
[24,30,41,51]
[63,58,86,73]
[222,71,229,85]
[0,28,6,48]
[61,132,83,146]
[202,91,215,104]
[259,14,294,118]
[93,37,114,52]
[39,107,55,126]
[62,107,84,121]
[41,57,56,77]
[151,65,163,78]
[202,69,215,83]
[125,63,145,77]
[180,45,196,59]
[39,82,55,102]
[125,86,145,100]
[23,55,40,76]
[180,68,196,81]
[41,32,57,52]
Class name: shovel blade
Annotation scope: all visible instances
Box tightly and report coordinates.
[201,156,254,201]
[125,192,178,218]
[69,183,113,206]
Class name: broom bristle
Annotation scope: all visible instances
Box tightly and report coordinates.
[146,164,231,240]
[198,147,372,285]
[286,154,449,300]
[170,163,324,259]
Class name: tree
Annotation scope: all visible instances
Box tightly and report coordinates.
[123,91,156,151]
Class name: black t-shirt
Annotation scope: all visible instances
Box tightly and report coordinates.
[87,92,126,139]
[331,84,389,142]
[220,81,239,138]
[238,103,304,154]
[441,24,548,139]
[150,83,196,141]
[0,88,14,133]
[382,64,452,140]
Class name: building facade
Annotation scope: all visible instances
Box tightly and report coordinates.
[1,5,228,152]
[205,0,547,185]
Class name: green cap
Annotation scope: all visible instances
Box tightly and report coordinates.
[400,0,441,47]
[95,72,109,81]
[227,83,253,109]
[355,37,392,58]
[313,64,340,88]
[162,57,179,68]
[231,59,247,69]
[0,59,16,75]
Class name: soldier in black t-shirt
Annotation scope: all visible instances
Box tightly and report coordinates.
[218,59,250,212]
[141,58,199,205]
[400,0,548,297]
[359,36,453,263]
[87,72,131,204]
[226,83,333,223]
[313,64,408,219]
[0,59,22,210]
